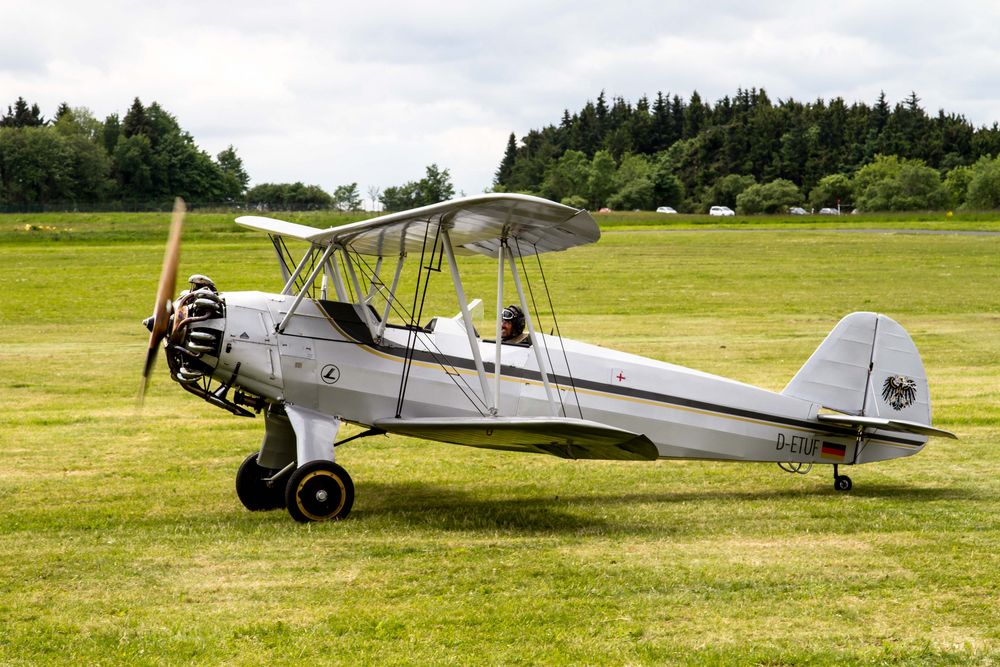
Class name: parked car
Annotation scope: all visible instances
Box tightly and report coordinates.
[656,206,677,214]
[709,205,735,217]
[819,207,840,215]
[597,207,612,213]
[788,207,808,215]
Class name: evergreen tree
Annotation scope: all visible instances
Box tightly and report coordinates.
[122,98,148,138]
[1,97,45,128]
[684,91,707,139]
[494,133,518,189]
[216,146,249,200]
[103,113,121,155]
[595,90,609,136]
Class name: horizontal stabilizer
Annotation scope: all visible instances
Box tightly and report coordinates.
[817,414,957,439]
[374,416,659,461]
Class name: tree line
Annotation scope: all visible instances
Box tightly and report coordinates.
[493,89,1000,212]
[0,96,453,213]
[7,90,1000,215]
[0,97,251,209]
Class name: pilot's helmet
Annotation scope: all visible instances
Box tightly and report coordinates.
[187,274,217,293]
[502,304,525,336]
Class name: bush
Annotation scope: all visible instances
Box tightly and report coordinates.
[962,156,1000,210]
[702,173,755,210]
[944,165,973,208]
[736,179,802,214]
[808,173,852,210]
[608,178,655,211]
[560,195,588,209]
[854,155,949,211]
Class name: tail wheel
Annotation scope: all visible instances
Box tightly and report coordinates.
[235,452,285,511]
[834,475,853,492]
[285,460,355,523]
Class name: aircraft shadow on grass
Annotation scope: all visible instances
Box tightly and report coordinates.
[347,480,976,534]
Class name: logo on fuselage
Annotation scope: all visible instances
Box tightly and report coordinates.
[320,364,341,384]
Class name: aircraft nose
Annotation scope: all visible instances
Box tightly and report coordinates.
[143,315,155,332]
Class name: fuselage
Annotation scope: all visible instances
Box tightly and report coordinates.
[194,291,928,466]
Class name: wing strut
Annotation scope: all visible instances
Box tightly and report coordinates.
[278,244,334,333]
[341,248,378,334]
[326,250,349,301]
[281,245,318,295]
[493,239,506,412]
[441,227,496,415]
[376,253,406,343]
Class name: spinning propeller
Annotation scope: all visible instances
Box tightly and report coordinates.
[138,197,185,404]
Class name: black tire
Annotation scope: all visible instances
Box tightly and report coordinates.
[834,475,853,492]
[235,452,285,511]
[285,460,354,523]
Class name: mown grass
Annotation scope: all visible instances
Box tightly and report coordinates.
[3,208,999,246]
[0,211,998,665]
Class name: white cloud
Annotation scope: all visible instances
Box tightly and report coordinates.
[2,1,1000,199]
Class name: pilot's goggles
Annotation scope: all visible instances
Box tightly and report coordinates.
[501,308,517,321]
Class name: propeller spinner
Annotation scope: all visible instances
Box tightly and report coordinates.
[138,197,186,403]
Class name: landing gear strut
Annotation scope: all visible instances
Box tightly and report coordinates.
[833,464,853,492]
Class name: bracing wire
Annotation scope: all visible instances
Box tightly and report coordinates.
[350,250,488,415]
[401,229,444,410]
[515,238,584,419]
[394,221,433,417]
[271,235,296,283]
[512,239,567,418]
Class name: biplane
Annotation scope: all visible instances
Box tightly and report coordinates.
[141,194,955,522]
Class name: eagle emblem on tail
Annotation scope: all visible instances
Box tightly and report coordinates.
[882,375,917,411]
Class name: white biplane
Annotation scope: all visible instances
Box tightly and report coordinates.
[141,194,955,522]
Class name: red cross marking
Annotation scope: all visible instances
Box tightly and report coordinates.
[616,372,626,382]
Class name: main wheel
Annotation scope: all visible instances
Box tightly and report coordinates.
[285,460,355,523]
[834,475,853,492]
[235,452,285,511]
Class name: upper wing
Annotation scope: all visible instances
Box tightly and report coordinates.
[374,416,659,461]
[232,216,323,241]
[236,193,599,257]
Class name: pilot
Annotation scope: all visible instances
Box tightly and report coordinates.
[501,304,529,344]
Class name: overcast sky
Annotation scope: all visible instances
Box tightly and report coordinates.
[3,1,999,204]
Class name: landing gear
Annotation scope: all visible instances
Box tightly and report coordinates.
[235,452,285,510]
[832,464,853,492]
[285,460,355,522]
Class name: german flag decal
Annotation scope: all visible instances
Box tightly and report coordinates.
[821,441,847,460]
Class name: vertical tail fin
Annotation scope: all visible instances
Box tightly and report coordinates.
[782,312,932,424]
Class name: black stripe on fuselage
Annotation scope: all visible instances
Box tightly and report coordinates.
[307,301,923,447]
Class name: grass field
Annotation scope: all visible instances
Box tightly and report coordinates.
[1,210,998,665]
